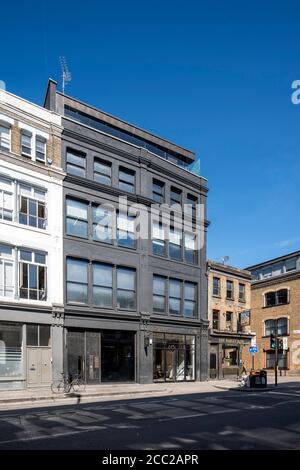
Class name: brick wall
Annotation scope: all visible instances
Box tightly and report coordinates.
[243,275,300,375]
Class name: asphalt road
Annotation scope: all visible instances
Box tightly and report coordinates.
[0,387,300,450]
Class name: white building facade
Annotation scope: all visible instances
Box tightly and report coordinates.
[0,89,64,390]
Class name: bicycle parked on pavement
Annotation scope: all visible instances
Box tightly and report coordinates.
[51,373,86,394]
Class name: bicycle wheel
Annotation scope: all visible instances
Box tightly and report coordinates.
[51,380,66,394]
[72,379,86,393]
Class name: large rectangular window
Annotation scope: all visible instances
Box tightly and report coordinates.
[170,187,182,206]
[117,212,136,249]
[118,167,135,193]
[117,267,136,309]
[0,176,13,222]
[0,245,14,298]
[19,250,47,301]
[66,198,88,238]
[18,184,46,229]
[152,179,165,203]
[153,275,166,313]
[184,233,197,264]
[93,205,113,244]
[184,282,197,318]
[67,258,88,304]
[94,158,112,186]
[93,263,113,307]
[169,279,181,315]
[169,227,182,261]
[66,149,86,177]
[186,194,197,219]
[0,124,11,151]
[152,222,166,256]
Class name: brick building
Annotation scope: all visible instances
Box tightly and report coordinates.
[244,251,300,376]
[207,260,252,379]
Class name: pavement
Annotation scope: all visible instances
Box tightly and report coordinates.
[0,375,299,409]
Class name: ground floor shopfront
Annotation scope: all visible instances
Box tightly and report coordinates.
[64,314,208,384]
[209,333,252,379]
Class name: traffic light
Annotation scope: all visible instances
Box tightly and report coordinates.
[270,333,276,349]
[278,339,283,350]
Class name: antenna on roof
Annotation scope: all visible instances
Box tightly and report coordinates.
[222,256,229,265]
[59,56,71,94]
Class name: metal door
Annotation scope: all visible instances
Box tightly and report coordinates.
[27,348,52,387]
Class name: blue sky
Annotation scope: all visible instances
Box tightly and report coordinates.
[1,0,300,268]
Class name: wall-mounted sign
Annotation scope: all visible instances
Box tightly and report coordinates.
[240,310,251,326]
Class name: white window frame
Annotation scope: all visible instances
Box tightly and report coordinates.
[0,114,13,152]
[18,249,47,301]
[18,183,47,229]
[0,245,15,298]
[19,123,48,163]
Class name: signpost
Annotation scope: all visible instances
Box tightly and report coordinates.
[249,346,258,370]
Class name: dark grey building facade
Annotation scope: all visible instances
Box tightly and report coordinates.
[44,79,209,384]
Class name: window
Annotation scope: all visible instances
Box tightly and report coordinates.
[117,267,136,309]
[239,283,245,302]
[27,324,50,347]
[184,233,197,264]
[118,167,135,193]
[0,124,10,151]
[94,158,112,185]
[213,277,221,297]
[0,176,13,221]
[152,179,165,203]
[21,131,32,156]
[184,282,197,318]
[67,258,88,304]
[266,351,288,369]
[186,194,197,218]
[0,245,14,298]
[169,227,182,260]
[93,263,113,307]
[152,222,166,256]
[265,319,275,337]
[169,279,181,315]
[117,212,136,249]
[36,137,46,162]
[170,187,182,206]
[66,198,88,238]
[153,276,166,313]
[212,310,220,330]
[278,317,288,336]
[19,250,46,301]
[93,205,113,244]
[19,184,46,229]
[0,323,23,378]
[265,289,289,307]
[286,258,297,272]
[226,280,234,300]
[66,149,86,177]
[226,312,232,331]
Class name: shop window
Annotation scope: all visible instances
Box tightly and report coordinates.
[266,351,288,369]
[0,322,23,378]
[223,347,238,367]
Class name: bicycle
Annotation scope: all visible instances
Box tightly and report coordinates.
[51,373,86,394]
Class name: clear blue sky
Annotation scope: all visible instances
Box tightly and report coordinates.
[1,0,300,268]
